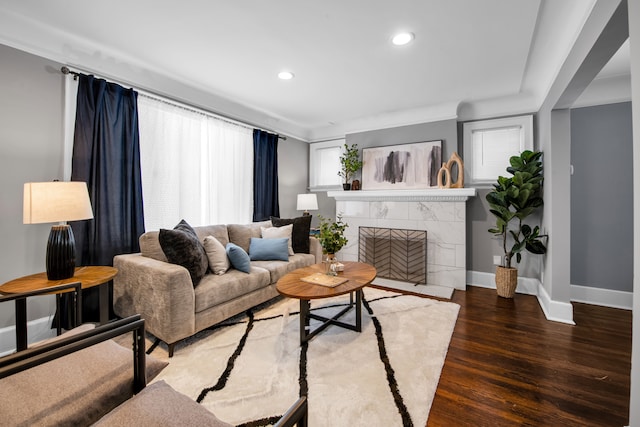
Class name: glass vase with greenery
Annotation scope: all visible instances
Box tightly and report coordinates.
[317,214,348,255]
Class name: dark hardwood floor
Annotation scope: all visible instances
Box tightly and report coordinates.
[426,286,632,427]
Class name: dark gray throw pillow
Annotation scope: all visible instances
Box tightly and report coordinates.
[159,219,208,287]
[271,215,312,254]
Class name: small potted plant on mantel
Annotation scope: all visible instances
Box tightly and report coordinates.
[338,143,363,191]
[486,150,547,298]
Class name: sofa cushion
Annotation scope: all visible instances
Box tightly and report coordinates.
[251,253,316,283]
[194,267,271,312]
[227,220,272,253]
[0,330,168,427]
[159,220,209,287]
[226,242,251,273]
[203,235,230,275]
[261,224,294,255]
[193,224,230,247]
[271,216,312,253]
[249,237,289,261]
[95,380,232,427]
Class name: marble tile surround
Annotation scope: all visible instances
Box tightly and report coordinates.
[335,199,468,290]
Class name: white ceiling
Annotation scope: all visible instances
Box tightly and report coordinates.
[0,0,626,142]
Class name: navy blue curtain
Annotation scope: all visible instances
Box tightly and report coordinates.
[70,74,145,322]
[253,129,280,221]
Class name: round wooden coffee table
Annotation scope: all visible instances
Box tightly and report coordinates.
[276,261,376,344]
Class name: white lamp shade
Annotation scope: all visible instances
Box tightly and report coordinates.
[24,181,94,224]
[296,193,318,211]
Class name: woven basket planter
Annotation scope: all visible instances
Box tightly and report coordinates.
[495,266,518,298]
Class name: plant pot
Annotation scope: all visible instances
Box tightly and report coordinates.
[495,266,518,298]
[342,183,351,191]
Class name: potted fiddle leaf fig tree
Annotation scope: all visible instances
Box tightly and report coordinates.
[338,143,363,190]
[486,150,547,298]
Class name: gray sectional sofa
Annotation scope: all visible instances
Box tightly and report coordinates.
[113,219,322,356]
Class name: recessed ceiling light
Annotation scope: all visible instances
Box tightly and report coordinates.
[278,71,295,80]
[392,32,414,46]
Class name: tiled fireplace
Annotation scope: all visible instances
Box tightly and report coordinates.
[327,188,476,291]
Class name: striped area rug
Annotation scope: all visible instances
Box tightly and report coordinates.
[150,288,459,426]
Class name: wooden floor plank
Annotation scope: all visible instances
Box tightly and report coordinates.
[426,286,631,427]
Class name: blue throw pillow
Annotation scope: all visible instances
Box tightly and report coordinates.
[249,237,290,262]
[226,242,251,273]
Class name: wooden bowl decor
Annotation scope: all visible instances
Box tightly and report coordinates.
[437,152,464,189]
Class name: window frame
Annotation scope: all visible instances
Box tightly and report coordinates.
[462,114,534,187]
[309,138,344,191]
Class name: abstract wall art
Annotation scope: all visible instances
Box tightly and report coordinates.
[361,140,442,190]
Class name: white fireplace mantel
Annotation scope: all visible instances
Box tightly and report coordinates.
[327,188,476,202]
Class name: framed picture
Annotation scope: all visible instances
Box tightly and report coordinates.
[361,140,442,190]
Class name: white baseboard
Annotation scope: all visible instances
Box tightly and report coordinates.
[570,284,633,310]
[466,270,575,325]
[466,270,538,295]
[0,315,57,357]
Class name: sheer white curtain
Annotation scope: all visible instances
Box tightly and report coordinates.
[137,94,253,231]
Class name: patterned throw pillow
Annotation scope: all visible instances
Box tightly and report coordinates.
[159,219,208,286]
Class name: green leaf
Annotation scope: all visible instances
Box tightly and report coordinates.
[526,240,547,254]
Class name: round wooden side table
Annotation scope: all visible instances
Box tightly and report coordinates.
[0,266,118,351]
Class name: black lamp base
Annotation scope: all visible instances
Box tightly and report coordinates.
[46,225,77,280]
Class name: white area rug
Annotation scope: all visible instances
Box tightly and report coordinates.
[151,288,459,427]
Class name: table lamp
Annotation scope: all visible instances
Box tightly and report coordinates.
[296,193,318,216]
[23,181,94,280]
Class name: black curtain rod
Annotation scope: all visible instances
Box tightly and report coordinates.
[60,66,287,140]
[60,66,80,80]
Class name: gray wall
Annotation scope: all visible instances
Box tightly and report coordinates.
[570,102,633,292]
[0,44,64,328]
[277,135,311,220]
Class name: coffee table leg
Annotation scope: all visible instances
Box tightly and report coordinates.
[300,299,310,344]
[355,290,362,332]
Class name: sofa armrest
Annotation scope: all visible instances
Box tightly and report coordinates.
[113,254,196,346]
[309,237,322,264]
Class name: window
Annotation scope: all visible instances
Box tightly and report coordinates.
[462,115,533,186]
[309,139,344,191]
[137,94,254,230]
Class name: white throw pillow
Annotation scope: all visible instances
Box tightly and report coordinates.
[203,235,231,275]
[261,224,294,256]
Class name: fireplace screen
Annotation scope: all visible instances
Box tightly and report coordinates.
[358,227,427,284]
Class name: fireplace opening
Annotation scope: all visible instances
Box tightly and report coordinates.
[358,227,427,284]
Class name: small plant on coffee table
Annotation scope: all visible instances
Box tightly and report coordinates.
[317,215,348,255]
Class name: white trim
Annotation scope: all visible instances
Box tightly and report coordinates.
[466,270,538,295]
[570,284,633,310]
[466,270,575,325]
[0,316,57,357]
[536,284,575,325]
[328,188,476,202]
